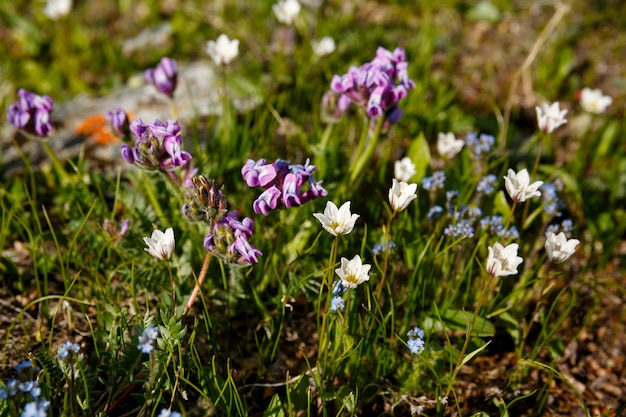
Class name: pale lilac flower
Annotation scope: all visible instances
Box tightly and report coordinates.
[206,34,240,66]
[335,255,371,289]
[6,89,54,137]
[535,102,567,134]
[138,326,159,354]
[44,0,71,20]
[143,228,175,261]
[56,341,80,360]
[204,211,262,265]
[545,232,580,264]
[394,156,416,182]
[465,132,495,157]
[388,179,418,212]
[580,88,612,114]
[330,296,345,312]
[273,0,301,25]
[407,327,425,355]
[437,132,464,159]
[145,57,178,98]
[311,36,336,57]
[503,168,543,203]
[486,242,523,277]
[313,201,359,236]
[106,108,131,141]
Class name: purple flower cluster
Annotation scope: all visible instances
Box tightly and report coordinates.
[422,170,446,191]
[6,89,54,137]
[204,211,262,265]
[242,158,327,216]
[476,174,498,195]
[330,46,415,122]
[145,57,178,98]
[480,216,520,240]
[121,118,192,171]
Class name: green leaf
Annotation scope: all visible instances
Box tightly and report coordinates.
[407,132,431,182]
[461,340,491,366]
[263,394,285,417]
[441,308,496,337]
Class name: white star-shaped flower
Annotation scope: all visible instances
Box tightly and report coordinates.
[313,201,359,236]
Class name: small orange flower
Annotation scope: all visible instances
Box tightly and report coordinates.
[75,114,118,145]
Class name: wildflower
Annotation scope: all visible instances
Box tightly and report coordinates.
[389,179,418,212]
[138,326,159,354]
[14,360,37,373]
[331,280,345,295]
[486,242,523,277]
[313,201,359,236]
[437,132,464,159]
[243,158,327,216]
[182,175,228,223]
[206,34,240,66]
[372,241,395,255]
[421,171,445,191]
[106,108,131,141]
[503,168,543,203]
[561,219,573,234]
[330,296,345,312]
[541,183,564,216]
[465,132,495,157]
[6,89,54,137]
[44,0,71,20]
[56,341,80,360]
[143,227,175,261]
[545,232,580,264]
[20,400,50,417]
[204,211,262,265]
[476,174,498,195]
[335,255,371,289]
[311,36,336,57]
[480,216,519,240]
[320,90,351,123]
[580,88,612,114]
[145,57,178,98]
[158,410,183,417]
[121,118,192,171]
[273,0,301,25]
[443,221,474,239]
[535,102,567,134]
[427,205,444,221]
[331,46,415,123]
[394,156,416,182]
[407,327,425,355]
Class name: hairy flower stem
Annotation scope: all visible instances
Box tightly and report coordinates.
[168,98,179,121]
[220,65,230,150]
[166,261,175,315]
[183,251,212,315]
[318,236,339,378]
[41,140,71,185]
[375,212,397,304]
[517,262,552,360]
[502,200,518,239]
[141,171,167,224]
[444,273,495,399]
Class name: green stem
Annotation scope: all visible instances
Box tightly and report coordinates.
[141,171,167,224]
[349,116,385,186]
[41,140,71,184]
[444,273,495,398]
[318,236,339,378]
[522,133,547,225]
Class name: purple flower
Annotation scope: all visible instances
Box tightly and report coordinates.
[203,211,262,265]
[331,46,415,123]
[122,118,192,171]
[244,158,327,216]
[106,108,131,141]
[145,57,178,98]
[6,89,54,137]
[253,186,281,216]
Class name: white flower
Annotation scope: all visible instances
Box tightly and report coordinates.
[206,34,240,66]
[273,0,301,25]
[311,36,336,57]
[313,201,359,236]
[545,232,580,264]
[580,88,612,114]
[143,227,175,260]
[503,168,543,203]
[44,0,72,20]
[486,242,523,277]
[535,102,568,134]
[335,255,371,289]
[437,132,464,159]
[388,179,418,212]
[393,157,416,182]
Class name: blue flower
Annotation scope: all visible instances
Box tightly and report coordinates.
[407,327,425,355]
[20,400,50,417]
[56,342,80,360]
[158,409,183,417]
[138,326,159,354]
[476,174,497,195]
[330,296,345,312]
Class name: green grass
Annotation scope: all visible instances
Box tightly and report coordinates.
[1,1,625,416]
